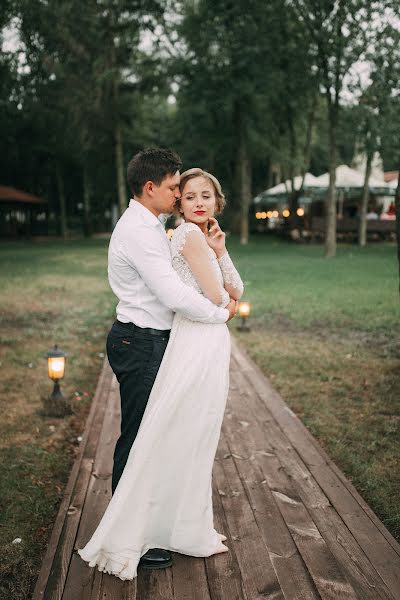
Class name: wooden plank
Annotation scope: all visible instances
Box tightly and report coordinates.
[171,554,212,600]
[33,361,113,600]
[62,376,130,599]
[231,339,400,596]
[225,373,337,600]
[231,358,394,600]
[229,351,396,600]
[95,380,137,600]
[136,567,174,600]
[231,336,400,559]
[60,554,102,600]
[204,477,246,600]
[214,433,285,600]
[99,574,135,600]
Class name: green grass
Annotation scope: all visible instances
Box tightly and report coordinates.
[226,234,400,541]
[0,235,399,598]
[0,239,115,600]
[227,235,399,330]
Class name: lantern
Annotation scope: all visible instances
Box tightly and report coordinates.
[47,345,66,381]
[44,345,71,417]
[237,300,251,331]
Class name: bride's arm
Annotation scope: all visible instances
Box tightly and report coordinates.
[181,229,230,307]
[205,219,244,300]
[217,252,244,300]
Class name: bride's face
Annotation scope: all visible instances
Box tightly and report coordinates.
[180,177,216,225]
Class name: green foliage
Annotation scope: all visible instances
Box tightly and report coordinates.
[0,1,398,236]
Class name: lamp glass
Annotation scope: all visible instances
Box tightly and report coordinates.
[46,345,66,381]
[48,356,65,380]
[238,300,251,318]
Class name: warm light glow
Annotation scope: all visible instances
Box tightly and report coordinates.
[261,212,267,219]
[296,207,305,217]
[255,212,262,219]
[272,210,279,218]
[282,209,290,218]
[166,228,174,240]
[48,357,65,380]
[238,300,251,318]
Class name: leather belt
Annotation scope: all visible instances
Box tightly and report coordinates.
[115,319,170,337]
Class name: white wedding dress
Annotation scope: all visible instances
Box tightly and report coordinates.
[78,222,244,580]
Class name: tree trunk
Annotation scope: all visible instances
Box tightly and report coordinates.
[395,168,400,293]
[288,93,317,232]
[358,152,372,247]
[287,106,298,224]
[83,165,92,238]
[325,109,338,257]
[300,91,317,190]
[238,129,251,245]
[115,119,127,216]
[56,162,68,240]
[226,161,241,234]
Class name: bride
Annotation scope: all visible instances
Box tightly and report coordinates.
[78,167,244,580]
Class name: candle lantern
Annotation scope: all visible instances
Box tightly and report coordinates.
[237,300,251,331]
[43,345,71,417]
[47,345,66,381]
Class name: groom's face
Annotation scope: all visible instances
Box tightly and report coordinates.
[151,170,181,214]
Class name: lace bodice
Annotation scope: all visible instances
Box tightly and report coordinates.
[170,222,243,308]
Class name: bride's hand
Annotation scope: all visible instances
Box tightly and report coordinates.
[206,218,226,258]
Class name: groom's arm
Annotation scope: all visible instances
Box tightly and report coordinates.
[121,229,230,324]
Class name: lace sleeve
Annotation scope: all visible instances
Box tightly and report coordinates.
[179,226,230,308]
[218,252,244,299]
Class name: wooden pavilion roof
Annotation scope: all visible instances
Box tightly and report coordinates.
[0,186,47,205]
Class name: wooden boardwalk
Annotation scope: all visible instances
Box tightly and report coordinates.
[33,337,400,600]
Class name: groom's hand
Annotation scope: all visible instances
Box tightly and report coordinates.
[225,298,238,321]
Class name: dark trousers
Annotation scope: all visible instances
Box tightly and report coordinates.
[106,320,169,494]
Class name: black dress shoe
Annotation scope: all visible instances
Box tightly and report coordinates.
[139,548,173,570]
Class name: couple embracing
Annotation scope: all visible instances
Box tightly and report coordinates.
[78,147,244,580]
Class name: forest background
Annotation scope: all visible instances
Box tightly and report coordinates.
[1,0,399,258]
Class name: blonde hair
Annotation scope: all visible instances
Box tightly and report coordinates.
[177,168,226,216]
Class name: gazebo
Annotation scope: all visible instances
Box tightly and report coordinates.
[0,186,48,237]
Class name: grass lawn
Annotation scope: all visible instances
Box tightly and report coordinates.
[0,239,115,599]
[0,235,399,598]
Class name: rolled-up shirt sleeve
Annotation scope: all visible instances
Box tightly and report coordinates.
[121,227,229,324]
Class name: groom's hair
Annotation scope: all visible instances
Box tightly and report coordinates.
[127,148,182,196]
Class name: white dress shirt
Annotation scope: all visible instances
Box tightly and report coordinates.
[108,199,229,329]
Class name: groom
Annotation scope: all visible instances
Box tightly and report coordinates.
[106,148,237,571]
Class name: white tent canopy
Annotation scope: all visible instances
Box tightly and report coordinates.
[255,165,394,204]
[254,165,395,205]
[312,164,389,190]
[265,173,319,195]
[254,173,320,203]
